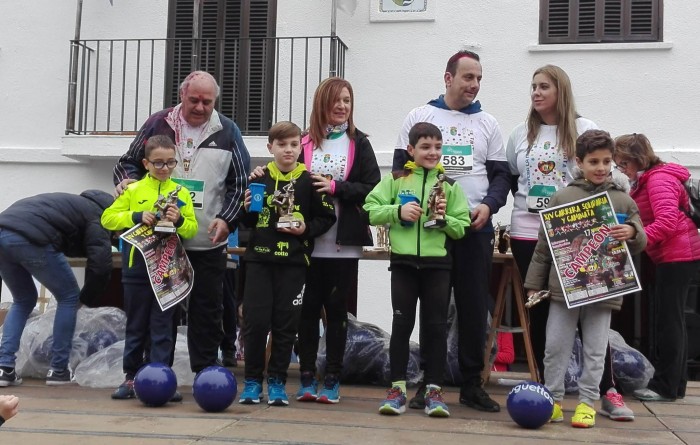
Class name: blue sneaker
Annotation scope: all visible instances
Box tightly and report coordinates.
[267,377,289,406]
[296,371,318,402]
[317,373,340,404]
[424,385,450,418]
[379,386,406,415]
[239,379,263,404]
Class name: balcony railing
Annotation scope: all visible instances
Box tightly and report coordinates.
[65,36,348,136]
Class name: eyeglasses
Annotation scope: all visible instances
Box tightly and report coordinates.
[615,160,630,171]
[148,159,178,169]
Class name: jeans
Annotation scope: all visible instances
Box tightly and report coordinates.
[0,228,79,371]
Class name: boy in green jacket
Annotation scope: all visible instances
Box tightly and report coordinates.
[102,134,197,400]
[364,122,471,418]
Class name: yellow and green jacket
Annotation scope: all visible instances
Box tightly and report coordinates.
[101,174,197,281]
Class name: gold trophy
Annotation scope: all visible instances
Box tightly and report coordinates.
[423,174,447,229]
[273,179,302,229]
[153,185,182,234]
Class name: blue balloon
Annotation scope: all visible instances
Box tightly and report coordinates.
[193,366,238,412]
[507,381,554,429]
[134,363,178,407]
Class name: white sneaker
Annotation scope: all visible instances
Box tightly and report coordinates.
[600,388,634,421]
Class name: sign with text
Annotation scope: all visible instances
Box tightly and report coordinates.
[539,191,641,308]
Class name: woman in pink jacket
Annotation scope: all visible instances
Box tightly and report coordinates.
[614,133,700,402]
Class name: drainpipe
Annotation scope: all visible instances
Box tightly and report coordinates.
[330,0,337,77]
[192,0,202,71]
[66,0,83,133]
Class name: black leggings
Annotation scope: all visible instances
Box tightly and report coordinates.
[297,258,357,376]
[390,265,450,385]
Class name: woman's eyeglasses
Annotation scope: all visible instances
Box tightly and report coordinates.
[615,160,630,171]
[148,159,178,169]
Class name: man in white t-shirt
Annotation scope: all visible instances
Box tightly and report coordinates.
[392,51,510,413]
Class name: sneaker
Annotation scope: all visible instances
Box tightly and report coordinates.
[170,391,183,403]
[459,383,500,412]
[0,367,22,387]
[46,368,72,386]
[633,387,675,402]
[378,386,407,415]
[222,350,237,368]
[296,371,318,402]
[111,380,135,399]
[317,373,340,404]
[571,402,596,428]
[424,385,450,418]
[408,382,426,409]
[239,379,264,404]
[267,377,289,406]
[600,388,634,421]
[550,402,564,423]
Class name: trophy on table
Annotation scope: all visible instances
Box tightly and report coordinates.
[423,174,447,229]
[273,179,302,229]
[153,185,182,234]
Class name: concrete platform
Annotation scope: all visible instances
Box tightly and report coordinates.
[1,368,699,444]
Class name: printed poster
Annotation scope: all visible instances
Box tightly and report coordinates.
[539,191,641,308]
[120,224,194,311]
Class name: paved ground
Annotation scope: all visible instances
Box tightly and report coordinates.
[1,368,699,445]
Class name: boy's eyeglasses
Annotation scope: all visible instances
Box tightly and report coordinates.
[148,159,178,169]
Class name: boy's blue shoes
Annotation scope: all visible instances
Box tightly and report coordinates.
[424,385,450,418]
[111,379,135,399]
[296,371,318,401]
[267,377,289,406]
[239,379,264,404]
[317,373,340,404]
[379,386,407,415]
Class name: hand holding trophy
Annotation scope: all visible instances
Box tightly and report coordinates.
[273,179,302,229]
[153,185,182,233]
[424,174,447,229]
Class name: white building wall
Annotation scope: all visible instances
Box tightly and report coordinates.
[2,0,700,339]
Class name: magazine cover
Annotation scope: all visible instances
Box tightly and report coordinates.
[539,191,641,308]
[120,224,194,311]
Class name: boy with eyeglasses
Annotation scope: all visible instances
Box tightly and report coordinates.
[102,134,198,400]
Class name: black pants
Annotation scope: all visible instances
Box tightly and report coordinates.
[647,260,700,399]
[511,238,619,393]
[242,262,305,382]
[391,265,450,385]
[220,267,238,354]
[298,258,357,376]
[452,231,494,386]
[122,283,174,379]
[183,246,227,373]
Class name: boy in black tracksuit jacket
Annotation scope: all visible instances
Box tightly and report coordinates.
[238,121,336,406]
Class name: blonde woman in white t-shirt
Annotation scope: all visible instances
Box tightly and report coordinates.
[506,65,635,421]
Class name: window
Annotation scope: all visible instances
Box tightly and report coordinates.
[165,0,277,133]
[539,0,663,44]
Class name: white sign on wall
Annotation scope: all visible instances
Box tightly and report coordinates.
[370,0,435,22]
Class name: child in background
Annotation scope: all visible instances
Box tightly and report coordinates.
[523,129,647,428]
[238,121,336,406]
[101,134,197,400]
[363,122,471,417]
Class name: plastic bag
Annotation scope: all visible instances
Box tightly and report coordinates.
[316,314,422,386]
[609,329,654,394]
[16,306,126,378]
[74,329,194,388]
[565,334,583,393]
